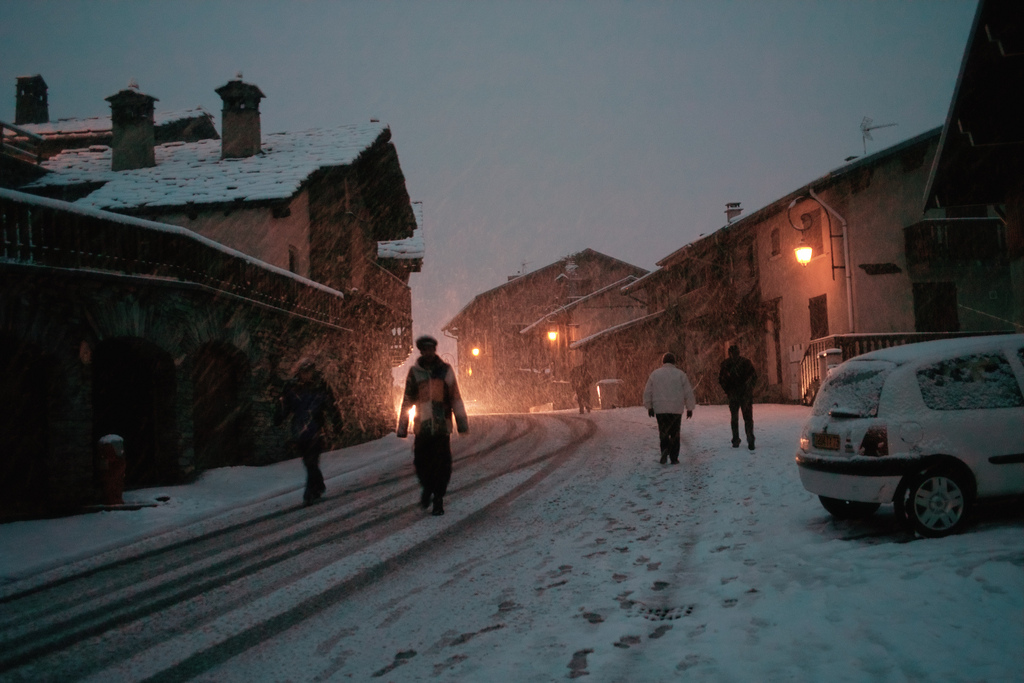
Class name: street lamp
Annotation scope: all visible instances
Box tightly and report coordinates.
[547,330,558,342]
[471,347,481,357]
[788,191,856,332]
[794,236,813,265]
[788,199,819,266]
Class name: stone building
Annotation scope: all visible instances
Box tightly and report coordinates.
[1,77,421,519]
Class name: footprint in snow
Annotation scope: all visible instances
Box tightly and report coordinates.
[567,648,594,678]
[614,635,642,649]
[649,624,673,639]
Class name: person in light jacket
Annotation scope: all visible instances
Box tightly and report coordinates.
[643,352,696,465]
[396,335,469,516]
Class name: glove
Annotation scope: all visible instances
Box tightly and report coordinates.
[648,408,655,418]
[686,410,693,419]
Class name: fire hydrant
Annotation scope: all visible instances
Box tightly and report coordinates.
[97,434,126,506]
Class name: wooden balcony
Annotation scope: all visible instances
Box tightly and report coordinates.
[1,188,357,330]
[904,218,1006,270]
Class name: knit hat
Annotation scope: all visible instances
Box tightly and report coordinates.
[416,335,439,351]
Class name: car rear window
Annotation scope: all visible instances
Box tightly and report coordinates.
[812,360,894,417]
[917,352,1024,411]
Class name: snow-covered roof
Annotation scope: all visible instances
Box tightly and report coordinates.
[25,122,390,210]
[620,268,662,293]
[520,275,640,334]
[569,309,666,349]
[8,107,215,139]
[377,200,424,260]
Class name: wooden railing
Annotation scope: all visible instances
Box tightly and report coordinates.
[362,257,413,364]
[904,218,1006,268]
[0,188,373,330]
[1,121,43,165]
[798,331,1005,404]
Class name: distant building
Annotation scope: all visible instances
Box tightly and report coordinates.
[443,249,647,412]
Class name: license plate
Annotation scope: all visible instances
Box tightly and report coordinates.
[813,433,841,451]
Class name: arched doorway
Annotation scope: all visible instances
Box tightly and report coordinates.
[0,336,52,519]
[93,338,178,488]
[192,343,253,470]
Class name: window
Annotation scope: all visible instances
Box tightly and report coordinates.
[770,228,781,257]
[288,245,298,274]
[809,294,829,340]
[917,353,1024,411]
[913,282,959,332]
[812,361,894,417]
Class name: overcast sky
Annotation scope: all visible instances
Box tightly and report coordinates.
[1,1,978,365]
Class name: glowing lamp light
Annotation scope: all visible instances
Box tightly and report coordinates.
[547,330,558,342]
[471,347,480,356]
[466,366,473,376]
[795,242,813,265]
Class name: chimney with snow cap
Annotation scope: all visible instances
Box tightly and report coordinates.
[15,75,49,125]
[725,202,743,223]
[215,74,265,159]
[105,80,157,171]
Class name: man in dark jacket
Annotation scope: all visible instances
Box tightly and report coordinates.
[569,363,595,414]
[397,335,469,516]
[718,345,757,450]
[275,360,340,504]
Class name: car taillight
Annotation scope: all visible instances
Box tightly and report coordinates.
[859,425,888,457]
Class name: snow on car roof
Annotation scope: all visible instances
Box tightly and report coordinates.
[849,334,1023,365]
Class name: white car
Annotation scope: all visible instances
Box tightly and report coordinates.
[795,334,1024,537]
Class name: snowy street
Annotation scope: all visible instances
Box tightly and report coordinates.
[1,405,1021,682]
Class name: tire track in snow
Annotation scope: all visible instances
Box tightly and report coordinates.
[0,414,595,681]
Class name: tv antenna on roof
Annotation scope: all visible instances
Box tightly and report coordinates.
[860,116,897,155]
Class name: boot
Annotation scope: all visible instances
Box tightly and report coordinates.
[432,497,445,516]
[420,489,432,510]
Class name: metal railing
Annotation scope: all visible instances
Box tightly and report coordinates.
[0,188,380,330]
[798,331,1004,404]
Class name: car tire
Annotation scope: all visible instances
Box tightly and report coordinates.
[818,496,881,520]
[904,468,971,538]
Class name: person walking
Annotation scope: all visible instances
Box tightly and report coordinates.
[275,359,339,505]
[643,352,696,465]
[396,335,469,516]
[718,344,757,450]
[569,363,595,414]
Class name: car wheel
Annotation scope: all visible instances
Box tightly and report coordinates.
[905,469,971,538]
[818,496,881,520]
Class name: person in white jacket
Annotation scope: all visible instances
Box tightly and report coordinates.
[643,352,696,464]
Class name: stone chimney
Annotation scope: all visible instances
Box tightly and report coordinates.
[105,81,157,171]
[15,75,49,125]
[725,202,743,223]
[215,75,265,159]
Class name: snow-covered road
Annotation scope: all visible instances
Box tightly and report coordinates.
[1,406,1021,681]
